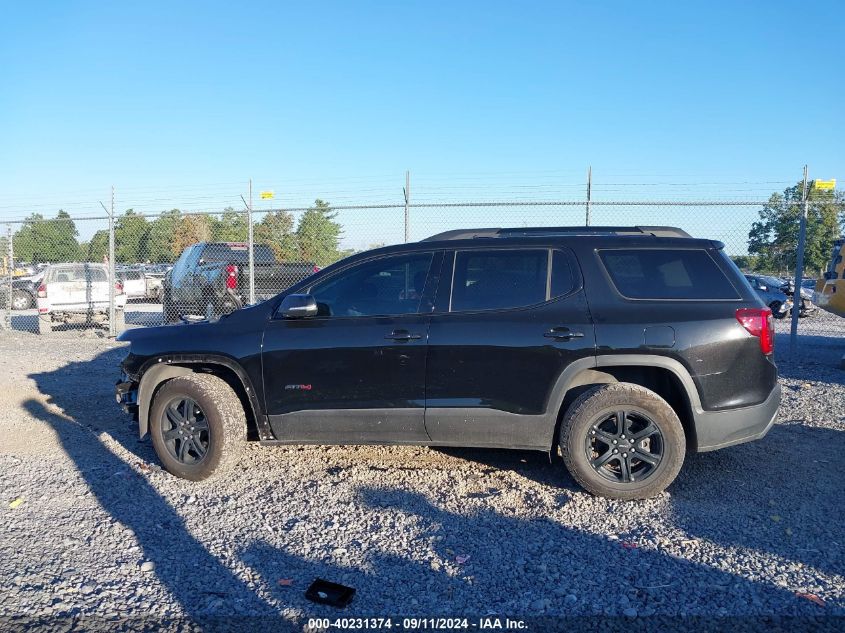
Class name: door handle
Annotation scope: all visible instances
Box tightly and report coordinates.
[544,327,585,340]
[385,330,422,342]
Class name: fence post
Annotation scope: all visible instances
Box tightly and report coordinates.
[4,224,12,330]
[248,179,255,305]
[404,170,410,243]
[789,166,809,355]
[108,185,116,337]
[585,166,592,226]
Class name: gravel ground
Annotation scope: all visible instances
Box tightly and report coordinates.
[0,329,843,630]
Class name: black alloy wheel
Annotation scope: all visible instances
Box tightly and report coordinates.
[159,396,211,465]
[584,409,664,484]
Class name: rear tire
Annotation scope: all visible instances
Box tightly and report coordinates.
[559,383,686,500]
[12,290,33,310]
[149,374,244,481]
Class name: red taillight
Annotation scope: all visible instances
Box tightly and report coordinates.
[312,265,321,273]
[226,264,238,290]
[115,281,123,293]
[736,307,774,355]
[37,283,47,298]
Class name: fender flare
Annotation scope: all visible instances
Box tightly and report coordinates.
[136,354,264,439]
[541,354,703,450]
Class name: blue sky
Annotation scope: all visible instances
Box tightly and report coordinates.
[0,1,842,249]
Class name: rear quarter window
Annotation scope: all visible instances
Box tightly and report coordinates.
[599,248,740,300]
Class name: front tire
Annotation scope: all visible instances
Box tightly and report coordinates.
[559,383,686,500]
[149,374,245,481]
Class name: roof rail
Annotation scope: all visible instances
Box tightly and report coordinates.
[421,225,691,242]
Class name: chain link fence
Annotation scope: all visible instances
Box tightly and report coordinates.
[2,196,844,347]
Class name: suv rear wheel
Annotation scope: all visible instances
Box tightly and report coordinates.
[559,383,685,500]
[149,374,244,481]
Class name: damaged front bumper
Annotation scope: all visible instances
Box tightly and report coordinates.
[115,376,139,420]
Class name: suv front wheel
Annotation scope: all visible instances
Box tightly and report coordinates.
[559,383,686,500]
[149,374,245,481]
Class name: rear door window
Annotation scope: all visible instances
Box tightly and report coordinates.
[599,249,740,300]
[450,249,549,312]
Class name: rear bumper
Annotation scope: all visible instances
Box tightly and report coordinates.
[694,382,781,452]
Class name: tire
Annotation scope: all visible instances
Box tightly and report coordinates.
[37,315,53,335]
[12,290,33,310]
[769,301,786,319]
[149,374,245,481]
[559,383,686,500]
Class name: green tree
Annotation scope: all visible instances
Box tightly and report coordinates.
[172,214,212,255]
[730,254,759,272]
[748,183,844,277]
[255,210,298,261]
[296,200,342,266]
[115,209,150,263]
[83,230,109,262]
[146,209,183,262]
[13,210,80,263]
[210,207,249,242]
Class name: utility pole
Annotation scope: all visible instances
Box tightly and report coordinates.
[585,166,592,227]
[789,165,809,355]
[404,170,411,243]
[247,178,255,304]
[108,187,116,336]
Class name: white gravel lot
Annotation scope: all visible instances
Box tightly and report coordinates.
[0,325,843,631]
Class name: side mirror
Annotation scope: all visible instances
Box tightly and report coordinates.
[277,293,318,318]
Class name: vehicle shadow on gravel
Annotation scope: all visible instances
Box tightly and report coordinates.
[670,423,845,581]
[23,347,285,621]
[241,485,835,616]
[21,397,283,620]
[436,428,844,593]
[431,447,581,492]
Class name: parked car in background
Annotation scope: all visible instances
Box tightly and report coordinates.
[0,272,42,310]
[161,242,317,321]
[781,277,818,317]
[36,263,126,334]
[119,267,165,302]
[744,274,791,319]
[117,225,780,500]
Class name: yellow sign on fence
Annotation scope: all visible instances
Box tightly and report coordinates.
[814,179,836,190]
[260,191,275,200]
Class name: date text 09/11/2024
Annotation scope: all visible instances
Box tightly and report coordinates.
[306,617,528,630]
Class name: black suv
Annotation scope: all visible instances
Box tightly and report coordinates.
[116,226,780,499]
